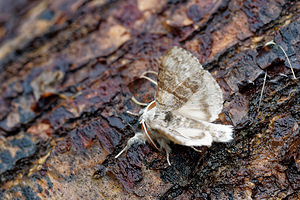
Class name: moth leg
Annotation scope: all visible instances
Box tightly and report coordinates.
[166,150,171,166]
[191,146,202,153]
[126,110,140,116]
[115,132,146,158]
[156,138,172,165]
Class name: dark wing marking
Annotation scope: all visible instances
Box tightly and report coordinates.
[173,70,224,122]
[156,46,204,111]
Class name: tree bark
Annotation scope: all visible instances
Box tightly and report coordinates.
[0,0,299,199]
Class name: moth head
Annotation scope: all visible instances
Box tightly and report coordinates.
[140,101,160,150]
[139,100,156,121]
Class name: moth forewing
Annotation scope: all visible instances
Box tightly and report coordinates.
[156,46,205,111]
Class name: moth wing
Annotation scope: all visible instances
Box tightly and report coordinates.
[163,127,213,146]
[151,117,233,147]
[173,70,224,122]
[156,46,204,111]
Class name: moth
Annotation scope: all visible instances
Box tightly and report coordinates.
[116,46,233,165]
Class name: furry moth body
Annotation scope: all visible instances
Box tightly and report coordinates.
[115,46,233,165]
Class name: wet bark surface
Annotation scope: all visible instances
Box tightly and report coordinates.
[0,0,299,199]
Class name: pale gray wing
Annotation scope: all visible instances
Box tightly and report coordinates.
[173,70,224,122]
[156,46,204,111]
[156,46,224,122]
[149,112,233,147]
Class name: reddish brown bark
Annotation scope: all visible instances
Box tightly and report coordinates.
[0,0,299,199]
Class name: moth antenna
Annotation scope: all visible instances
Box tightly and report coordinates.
[191,146,202,153]
[140,70,158,85]
[141,70,158,76]
[131,96,148,106]
[258,71,268,112]
[130,71,157,107]
[140,75,157,85]
[264,40,297,80]
[115,132,146,158]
